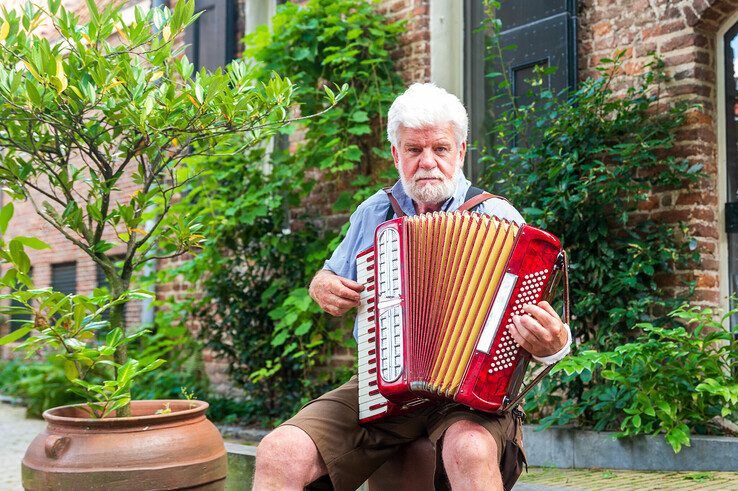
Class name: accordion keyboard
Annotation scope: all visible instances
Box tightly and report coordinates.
[356,248,390,422]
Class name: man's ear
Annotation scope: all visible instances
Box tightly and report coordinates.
[459,141,467,164]
[391,145,400,168]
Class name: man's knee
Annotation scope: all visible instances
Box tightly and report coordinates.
[442,420,500,472]
[255,425,325,483]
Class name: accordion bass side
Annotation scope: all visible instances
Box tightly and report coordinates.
[356,211,565,423]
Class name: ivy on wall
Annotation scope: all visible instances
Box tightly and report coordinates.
[161,0,405,424]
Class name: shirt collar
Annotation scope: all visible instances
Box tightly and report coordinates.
[390,173,472,217]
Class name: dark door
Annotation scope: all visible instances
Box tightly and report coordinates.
[464,0,577,183]
[185,0,237,73]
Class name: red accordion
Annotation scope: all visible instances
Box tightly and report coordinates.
[356,211,565,423]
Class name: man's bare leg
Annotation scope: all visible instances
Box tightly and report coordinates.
[253,425,328,490]
[442,420,504,491]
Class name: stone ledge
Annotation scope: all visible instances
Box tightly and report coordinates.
[225,443,257,490]
[524,427,738,472]
[222,426,738,489]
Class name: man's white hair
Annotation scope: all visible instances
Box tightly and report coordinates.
[387,83,468,147]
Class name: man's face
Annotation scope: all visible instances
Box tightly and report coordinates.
[391,123,466,205]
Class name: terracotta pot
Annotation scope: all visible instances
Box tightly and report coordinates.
[22,400,227,491]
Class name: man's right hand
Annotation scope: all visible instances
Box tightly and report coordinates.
[309,269,364,316]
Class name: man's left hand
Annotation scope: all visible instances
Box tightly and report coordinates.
[509,301,567,358]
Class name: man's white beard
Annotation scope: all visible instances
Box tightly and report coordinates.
[401,165,462,205]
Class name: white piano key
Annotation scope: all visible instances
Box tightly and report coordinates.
[359,405,388,420]
[359,396,388,412]
[358,353,378,367]
[358,384,384,400]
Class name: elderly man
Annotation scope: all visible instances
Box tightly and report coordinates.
[253,83,571,491]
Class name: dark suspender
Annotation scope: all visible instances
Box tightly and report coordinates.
[384,188,405,221]
[383,186,507,221]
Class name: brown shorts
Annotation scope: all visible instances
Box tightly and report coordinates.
[281,376,517,491]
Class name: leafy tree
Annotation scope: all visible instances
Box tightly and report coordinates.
[0,0,343,416]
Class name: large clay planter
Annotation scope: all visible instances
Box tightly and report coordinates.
[21,400,227,490]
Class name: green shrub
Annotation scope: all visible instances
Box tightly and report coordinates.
[0,358,79,418]
[481,10,706,445]
[481,52,700,348]
[550,305,738,452]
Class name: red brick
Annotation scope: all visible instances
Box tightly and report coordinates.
[675,191,718,206]
[661,33,709,52]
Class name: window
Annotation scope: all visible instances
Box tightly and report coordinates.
[722,22,738,329]
[463,0,577,182]
[51,262,77,295]
[185,0,238,73]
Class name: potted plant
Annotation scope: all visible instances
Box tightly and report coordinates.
[0,1,344,488]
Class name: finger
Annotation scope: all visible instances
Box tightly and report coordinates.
[325,292,359,311]
[323,301,352,317]
[510,322,530,351]
[536,301,560,319]
[329,281,362,302]
[339,277,365,293]
[325,304,343,317]
[510,321,535,353]
[522,303,558,328]
[514,314,550,344]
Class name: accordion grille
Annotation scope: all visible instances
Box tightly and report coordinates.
[403,212,519,397]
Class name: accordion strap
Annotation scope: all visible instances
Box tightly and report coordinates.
[383,188,406,218]
[383,186,502,219]
[501,250,570,412]
[456,191,499,212]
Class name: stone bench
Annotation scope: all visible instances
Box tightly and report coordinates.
[225,439,436,490]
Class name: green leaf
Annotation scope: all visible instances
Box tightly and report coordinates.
[137,358,166,375]
[0,326,31,345]
[13,236,51,250]
[523,207,544,217]
[116,360,138,387]
[350,111,369,123]
[8,239,30,273]
[0,202,14,235]
[105,328,124,348]
[294,321,311,336]
[271,330,288,347]
[64,360,79,381]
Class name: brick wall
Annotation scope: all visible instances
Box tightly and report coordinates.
[577,0,738,306]
[379,0,431,82]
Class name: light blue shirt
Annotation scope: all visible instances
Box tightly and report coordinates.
[323,175,525,339]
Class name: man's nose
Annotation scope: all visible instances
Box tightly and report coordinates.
[418,148,436,169]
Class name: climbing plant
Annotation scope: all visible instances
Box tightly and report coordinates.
[162,0,405,424]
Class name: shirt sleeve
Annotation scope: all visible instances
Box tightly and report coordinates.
[478,197,526,224]
[532,323,572,365]
[322,207,367,282]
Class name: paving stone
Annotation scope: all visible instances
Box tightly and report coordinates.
[518,466,738,490]
[0,403,46,491]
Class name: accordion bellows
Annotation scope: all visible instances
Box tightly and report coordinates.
[356,211,563,423]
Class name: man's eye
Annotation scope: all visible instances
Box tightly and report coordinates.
[408,148,420,153]
[436,147,448,152]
